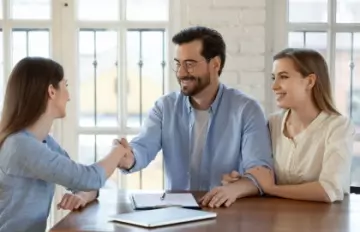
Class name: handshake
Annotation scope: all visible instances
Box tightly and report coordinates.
[111,138,135,170]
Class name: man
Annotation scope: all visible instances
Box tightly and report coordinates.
[118,26,274,208]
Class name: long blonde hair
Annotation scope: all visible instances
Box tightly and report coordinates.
[273,48,340,115]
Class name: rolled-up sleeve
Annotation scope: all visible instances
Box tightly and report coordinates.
[240,100,274,194]
[319,117,354,202]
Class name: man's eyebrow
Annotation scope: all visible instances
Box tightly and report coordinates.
[173,58,198,62]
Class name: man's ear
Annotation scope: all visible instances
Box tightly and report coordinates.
[211,56,221,75]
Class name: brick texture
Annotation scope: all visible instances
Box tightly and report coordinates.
[180,0,271,112]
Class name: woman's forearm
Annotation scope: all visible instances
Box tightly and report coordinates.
[267,182,331,202]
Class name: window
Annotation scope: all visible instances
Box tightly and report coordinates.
[284,0,360,191]
[74,0,169,191]
[0,0,172,227]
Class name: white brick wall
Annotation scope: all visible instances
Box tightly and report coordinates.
[178,0,273,113]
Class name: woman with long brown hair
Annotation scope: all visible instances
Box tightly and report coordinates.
[0,57,127,232]
[223,48,354,203]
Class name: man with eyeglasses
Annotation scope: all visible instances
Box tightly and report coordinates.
[117,26,274,208]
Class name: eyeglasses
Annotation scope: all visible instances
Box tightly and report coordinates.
[171,59,210,73]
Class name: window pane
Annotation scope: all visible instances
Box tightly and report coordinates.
[0,31,3,112]
[122,134,164,190]
[337,0,360,23]
[78,30,118,127]
[288,32,305,48]
[334,33,360,187]
[78,134,119,189]
[78,0,119,21]
[126,0,168,21]
[0,0,3,19]
[288,0,328,23]
[288,32,327,60]
[12,29,50,67]
[126,30,165,128]
[11,0,50,19]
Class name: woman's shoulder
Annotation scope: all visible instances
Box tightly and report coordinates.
[323,113,355,138]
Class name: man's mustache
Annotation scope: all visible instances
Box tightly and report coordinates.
[178,76,196,81]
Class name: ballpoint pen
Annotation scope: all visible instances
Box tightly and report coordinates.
[160,192,166,200]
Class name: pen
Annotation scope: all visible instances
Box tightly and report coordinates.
[160,192,166,200]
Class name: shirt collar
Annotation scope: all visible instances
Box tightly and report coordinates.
[185,83,224,114]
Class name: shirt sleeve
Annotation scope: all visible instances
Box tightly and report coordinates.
[121,99,163,174]
[319,116,355,202]
[14,135,107,191]
[240,100,274,195]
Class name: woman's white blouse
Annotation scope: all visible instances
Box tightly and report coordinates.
[268,110,355,202]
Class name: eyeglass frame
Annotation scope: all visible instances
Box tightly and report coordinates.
[171,58,212,74]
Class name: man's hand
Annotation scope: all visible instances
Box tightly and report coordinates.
[199,184,239,208]
[116,138,135,170]
[57,193,87,211]
[245,166,275,192]
[221,170,241,185]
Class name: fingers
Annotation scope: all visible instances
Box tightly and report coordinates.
[208,192,227,208]
[58,193,85,211]
[221,171,241,185]
[224,198,236,207]
[230,170,240,178]
[120,138,130,148]
[57,193,70,209]
[200,188,220,206]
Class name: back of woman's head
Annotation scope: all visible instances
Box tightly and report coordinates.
[273,48,339,115]
[0,57,64,146]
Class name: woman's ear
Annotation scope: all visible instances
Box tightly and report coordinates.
[48,84,56,100]
[307,73,317,90]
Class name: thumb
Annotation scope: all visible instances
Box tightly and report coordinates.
[120,138,130,148]
[230,170,240,178]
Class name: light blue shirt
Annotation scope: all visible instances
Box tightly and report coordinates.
[124,83,274,192]
[0,131,106,232]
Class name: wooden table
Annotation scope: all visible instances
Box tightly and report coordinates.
[50,189,360,232]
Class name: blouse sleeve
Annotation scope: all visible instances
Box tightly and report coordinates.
[319,116,355,202]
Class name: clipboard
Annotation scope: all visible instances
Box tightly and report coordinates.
[130,193,201,210]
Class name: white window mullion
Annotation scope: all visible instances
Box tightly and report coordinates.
[288,23,329,31]
[3,0,11,83]
[328,0,336,96]
[118,0,127,190]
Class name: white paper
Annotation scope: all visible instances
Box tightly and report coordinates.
[131,193,199,208]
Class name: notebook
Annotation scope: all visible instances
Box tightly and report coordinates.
[130,193,201,210]
[109,207,217,228]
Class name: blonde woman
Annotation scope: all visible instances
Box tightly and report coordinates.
[222,48,354,203]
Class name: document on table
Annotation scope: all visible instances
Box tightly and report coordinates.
[109,207,217,228]
[130,193,201,210]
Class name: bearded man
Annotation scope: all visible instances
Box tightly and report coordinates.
[117,26,274,208]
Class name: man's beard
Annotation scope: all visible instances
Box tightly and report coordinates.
[177,74,211,96]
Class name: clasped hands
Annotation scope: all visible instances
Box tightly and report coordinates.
[111,138,135,170]
[199,166,275,208]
